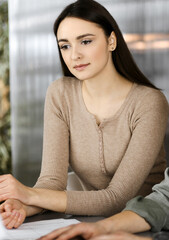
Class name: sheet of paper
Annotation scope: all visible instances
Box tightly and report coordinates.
[0,215,8,240]
[1,218,80,240]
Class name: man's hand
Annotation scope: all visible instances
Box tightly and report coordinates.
[37,221,109,240]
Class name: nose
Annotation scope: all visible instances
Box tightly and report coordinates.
[71,46,82,60]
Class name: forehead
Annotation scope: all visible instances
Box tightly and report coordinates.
[57,17,104,39]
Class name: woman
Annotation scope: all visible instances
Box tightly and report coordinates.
[0,0,168,229]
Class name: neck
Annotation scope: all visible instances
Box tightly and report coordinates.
[82,65,130,100]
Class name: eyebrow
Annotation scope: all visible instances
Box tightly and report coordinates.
[58,33,95,43]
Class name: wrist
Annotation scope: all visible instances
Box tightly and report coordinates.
[98,218,115,234]
[23,188,67,213]
[22,203,30,217]
[24,205,44,217]
[25,187,38,205]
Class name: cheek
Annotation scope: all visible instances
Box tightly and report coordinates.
[90,43,109,62]
[61,53,69,66]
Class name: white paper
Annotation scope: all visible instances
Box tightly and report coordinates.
[1,218,80,240]
[0,215,8,240]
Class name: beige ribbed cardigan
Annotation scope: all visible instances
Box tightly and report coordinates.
[34,77,169,216]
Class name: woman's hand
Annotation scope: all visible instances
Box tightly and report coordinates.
[0,175,66,213]
[0,199,26,229]
[0,174,31,204]
[37,221,109,240]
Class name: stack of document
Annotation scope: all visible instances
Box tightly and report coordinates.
[0,216,79,240]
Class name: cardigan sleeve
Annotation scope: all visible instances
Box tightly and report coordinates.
[123,168,169,232]
[34,80,69,191]
[65,90,169,216]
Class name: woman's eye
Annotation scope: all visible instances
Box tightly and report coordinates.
[59,44,70,50]
[81,40,92,45]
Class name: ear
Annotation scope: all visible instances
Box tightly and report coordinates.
[108,31,117,51]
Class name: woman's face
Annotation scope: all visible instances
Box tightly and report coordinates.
[57,17,113,81]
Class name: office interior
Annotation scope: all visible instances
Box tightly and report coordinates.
[1,0,169,186]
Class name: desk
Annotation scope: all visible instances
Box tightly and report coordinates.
[24,211,104,224]
[24,211,154,239]
[23,211,169,240]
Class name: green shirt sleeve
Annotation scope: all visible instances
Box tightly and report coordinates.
[123,168,169,232]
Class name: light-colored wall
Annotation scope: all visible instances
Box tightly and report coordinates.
[9,0,169,186]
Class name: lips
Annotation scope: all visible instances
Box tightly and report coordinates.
[74,63,90,71]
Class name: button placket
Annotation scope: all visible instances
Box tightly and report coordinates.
[98,127,106,174]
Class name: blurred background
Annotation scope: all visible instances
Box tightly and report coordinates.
[0,0,11,175]
[0,0,169,186]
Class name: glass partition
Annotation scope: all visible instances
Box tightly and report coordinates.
[9,0,169,185]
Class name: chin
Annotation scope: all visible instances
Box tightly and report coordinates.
[71,74,87,81]
[74,73,95,81]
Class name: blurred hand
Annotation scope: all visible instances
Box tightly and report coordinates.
[90,232,152,240]
[37,222,108,240]
[0,199,26,229]
[0,174,31,203]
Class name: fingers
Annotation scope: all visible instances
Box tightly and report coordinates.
[90,235,112,240]
[58,224,91,240]
[0,175,30,206]
[0,174,23,202]
[0,199,26,229]
[0,200,15,213]
[13,212,25,228]
[0,205,4,213]
[0,174,8,183]
[38,223,94,240]
[4,202,13,212]
[6,211,20,229]
[0,211,11,220]
[0,193,11,202]
[0,174,17,184]
[2,210,23,229]
[38,226,72,240]
[0,175,15,201]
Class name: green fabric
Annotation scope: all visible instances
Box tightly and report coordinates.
[124,168,169,232]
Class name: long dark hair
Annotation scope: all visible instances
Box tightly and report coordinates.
[53,0,158,89]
